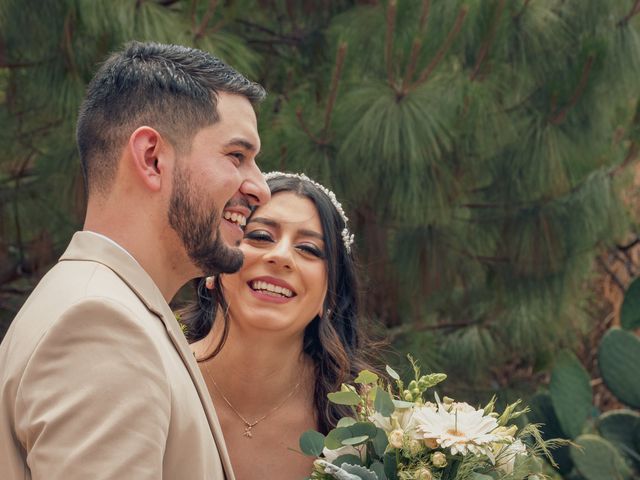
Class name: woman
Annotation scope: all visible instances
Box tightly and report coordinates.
[180,172,377,480]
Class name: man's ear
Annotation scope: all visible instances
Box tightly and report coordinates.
[128,126,172,192]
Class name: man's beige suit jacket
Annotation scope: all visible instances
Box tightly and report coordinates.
[0,232,234,479]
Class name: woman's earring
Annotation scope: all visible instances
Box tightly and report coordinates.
[205,276,215,290]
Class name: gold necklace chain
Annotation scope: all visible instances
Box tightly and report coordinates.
[203,362,302,439]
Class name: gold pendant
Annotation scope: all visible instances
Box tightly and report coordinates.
[243,425,253,438]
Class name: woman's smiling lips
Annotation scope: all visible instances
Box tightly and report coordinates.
[247,276,297,304]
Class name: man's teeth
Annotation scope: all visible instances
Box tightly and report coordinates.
[250,280,294,298]
[223,211,247,227]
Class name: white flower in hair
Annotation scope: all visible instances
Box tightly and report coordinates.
[263,171,355,253]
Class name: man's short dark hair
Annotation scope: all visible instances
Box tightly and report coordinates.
[76,41,266,195]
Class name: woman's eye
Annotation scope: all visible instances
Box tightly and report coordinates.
[297,244,325,259]
[244,230,272,242]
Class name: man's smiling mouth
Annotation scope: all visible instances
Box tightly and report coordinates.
[223,210,247,227]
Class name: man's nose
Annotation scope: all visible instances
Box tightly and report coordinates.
[240,163,271,207]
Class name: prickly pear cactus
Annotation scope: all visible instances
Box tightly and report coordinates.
[598,410,640,468]
[598,328,640,409]
[620,277,640,330]
[570,434,632,480]
[549,350,592,438]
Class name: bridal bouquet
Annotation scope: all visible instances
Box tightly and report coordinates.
[300,358,558,480]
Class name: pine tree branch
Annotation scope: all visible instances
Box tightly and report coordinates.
[418,0,431,31]
[194,0,218,40]
[0,59,49,68]
[610,100,640,177]
[549,55,594,125]
[470,0,506,81]
[236,19,304,45]
[414,6,468,87]
[10,152,35,268]
[387,319,478,341]
[295,107,326,146]
[400,39,422,96]
[384,0,397,88]
[610,140,639,177]
[400,0,430,95]
[613,249,637,278]
[189,0,197,28]
[617,236,640,252]
[285,0,297,29]
[618,0,640,26]
[323,42,347,136]
[597,257,626,293]
[512,0,532,21]
[62,11,79,79]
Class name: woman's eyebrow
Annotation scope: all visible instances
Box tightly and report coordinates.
[248,217,324,241]
[297,229,324,241]
[247,217,278,227]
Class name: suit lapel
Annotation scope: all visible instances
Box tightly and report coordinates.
[154,301,236,478]
[59,231,235,478]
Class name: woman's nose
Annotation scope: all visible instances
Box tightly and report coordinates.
[263,241,294,270]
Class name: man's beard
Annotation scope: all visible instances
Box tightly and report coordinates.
[168,165,244,275]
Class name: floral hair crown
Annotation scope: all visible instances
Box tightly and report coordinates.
[262,171,355,253]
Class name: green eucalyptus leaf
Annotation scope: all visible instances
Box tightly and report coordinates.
[370,461,387,480]
[342,435,369,446]
[299,430,326,457]
[386,365,400,381]
[374,389,396,417]
[337,417,358,428]
[372,428,389,457]
[328,390,361,406]
[325,427,353,449]
[349,422,378,439]
[355,370,379,384]
[340,463,379,480]
[332,454,362,467]
[383,451,398,480]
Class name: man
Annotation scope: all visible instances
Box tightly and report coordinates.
[0,41,270,479]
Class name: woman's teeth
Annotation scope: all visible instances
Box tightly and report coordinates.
[223,211,247,227]
[251,280,294,298]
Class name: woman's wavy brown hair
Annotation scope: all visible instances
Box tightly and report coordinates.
[179,174,379,433]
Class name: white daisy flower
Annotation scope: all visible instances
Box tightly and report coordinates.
[413,402,500,456]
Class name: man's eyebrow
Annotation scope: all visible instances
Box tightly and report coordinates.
[248,217,324,241]
[224,137,257,152]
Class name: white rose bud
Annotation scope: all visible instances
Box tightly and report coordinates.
[415,467,433,480]
[389,429,405,449]
[406,439,424,456]
[431,451,447,468]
